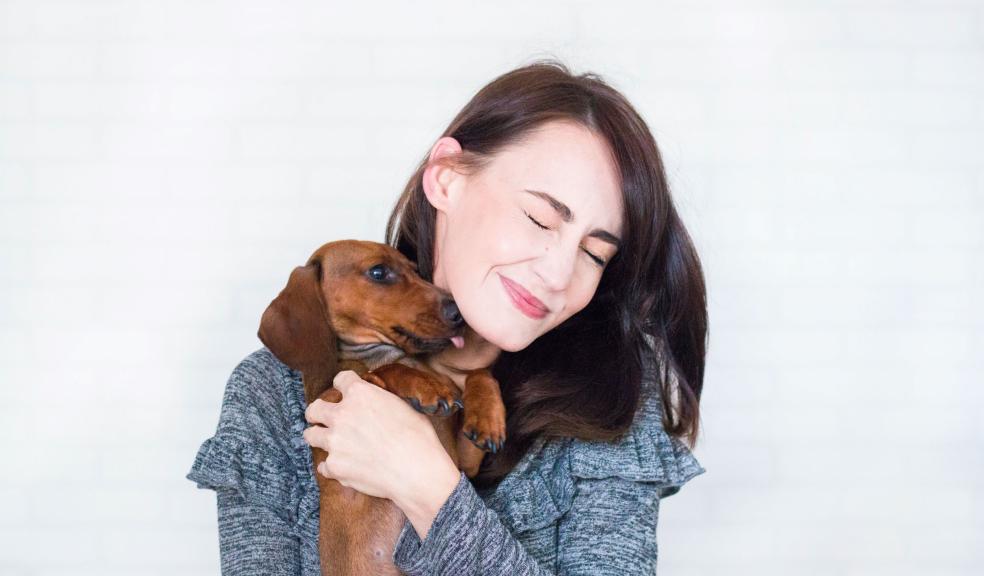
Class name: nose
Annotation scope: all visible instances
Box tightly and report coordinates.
[533,242,578,292]
[441,298,464,328]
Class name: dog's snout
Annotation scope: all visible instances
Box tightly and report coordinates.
[442,298,463,327]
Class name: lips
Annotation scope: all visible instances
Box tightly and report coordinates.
[498,273,549,318]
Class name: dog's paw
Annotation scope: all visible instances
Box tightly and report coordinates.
[461,406,506,454]
[462,427,505,453]
[405,382,462,417]
[367,363,463,417]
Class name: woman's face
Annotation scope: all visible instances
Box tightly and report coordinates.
[423,120,624,352]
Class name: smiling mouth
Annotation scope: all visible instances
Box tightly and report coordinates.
[497,273,549,315]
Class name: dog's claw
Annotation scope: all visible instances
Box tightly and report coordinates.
[453,398,464,410]
[409,397,421,411]
[438,398,449,414]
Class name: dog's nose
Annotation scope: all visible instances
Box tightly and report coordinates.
[442,298,463,327]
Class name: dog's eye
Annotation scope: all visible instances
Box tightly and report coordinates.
[367,264,396,284]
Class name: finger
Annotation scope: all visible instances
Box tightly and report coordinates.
[332,370,361,393]
[319,458,339,481]
[305,398,336,425]
[303,425,331,451]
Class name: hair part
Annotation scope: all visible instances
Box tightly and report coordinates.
[384,58,708,489]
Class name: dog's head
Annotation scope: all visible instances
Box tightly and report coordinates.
[258,239,465,379]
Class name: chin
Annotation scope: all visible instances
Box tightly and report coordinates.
[485,326,536,353]
[463,317,522,352]
[498,338,531,353]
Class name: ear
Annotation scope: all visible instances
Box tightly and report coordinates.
[422,136,464,213]
[257,261,338,404]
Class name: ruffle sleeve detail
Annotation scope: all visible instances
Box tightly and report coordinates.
[475,385,706,537]
[186,347,316,530]
[187,432,295,523]
[566,385,706,498]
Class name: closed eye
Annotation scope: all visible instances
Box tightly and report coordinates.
[525,210,606,267]
[585,251,606,266]
[525,211,549,230]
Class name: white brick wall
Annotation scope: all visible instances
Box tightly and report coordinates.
[1,1,980,574]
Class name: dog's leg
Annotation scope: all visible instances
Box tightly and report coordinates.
[455,430,486,478]
[459,370,506,454]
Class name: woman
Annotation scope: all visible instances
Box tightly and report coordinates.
[187,59,707,575]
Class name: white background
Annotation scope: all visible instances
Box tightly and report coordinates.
[0,1,981,574]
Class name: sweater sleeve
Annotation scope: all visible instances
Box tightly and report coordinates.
[391,469,664,575]
[216,487,301,575]
[555,476,662,574]
[187,351,305,576]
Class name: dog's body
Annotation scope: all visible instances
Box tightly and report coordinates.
[258,240,506,576]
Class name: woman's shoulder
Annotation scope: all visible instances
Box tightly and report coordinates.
[186,347,309,504]
[564,384,706,498]
[476,384,705,535]
[212,346,304,445]
[564,348,706,497]
[224,346,303,406]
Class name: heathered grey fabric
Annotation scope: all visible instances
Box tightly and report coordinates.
[187,347,705,575]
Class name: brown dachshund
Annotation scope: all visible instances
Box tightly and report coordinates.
[257,239,506,576]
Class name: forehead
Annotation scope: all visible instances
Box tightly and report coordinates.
[488,121,623,228]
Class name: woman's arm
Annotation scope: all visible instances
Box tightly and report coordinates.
[188,350,309,575]
[215,488,301,576]
[392,469,663,575]
[557,476,662,573]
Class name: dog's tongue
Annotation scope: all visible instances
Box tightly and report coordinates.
[450,335,465,349]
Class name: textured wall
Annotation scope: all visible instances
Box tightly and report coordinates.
[0,1,980,574]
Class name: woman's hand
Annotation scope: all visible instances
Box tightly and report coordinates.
[302,369,459,507]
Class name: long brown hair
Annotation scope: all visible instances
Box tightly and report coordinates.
[384,58,708,489]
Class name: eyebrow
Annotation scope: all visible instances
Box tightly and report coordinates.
[523,189,622,248]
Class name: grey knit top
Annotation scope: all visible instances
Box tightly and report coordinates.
[187,347,705,575]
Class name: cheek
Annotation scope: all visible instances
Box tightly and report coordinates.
[439,217,498,304]
[450,198,533,274]
[556,277,599,324]
[485,231,532,267]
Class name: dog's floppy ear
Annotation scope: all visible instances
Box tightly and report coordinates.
[258,261,338,404]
